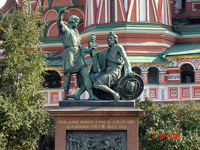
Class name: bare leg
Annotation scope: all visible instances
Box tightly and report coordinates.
[80,67,98,100]
[63,73,71,100]
[93,82,120,101]
[93,75,120,101]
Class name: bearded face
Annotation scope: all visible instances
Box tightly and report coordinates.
[68,15,80,29]
[107,35,115,47]
[72,18,79,29]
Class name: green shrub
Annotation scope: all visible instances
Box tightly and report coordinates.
[0,1,54,149]
[136,98,200,150]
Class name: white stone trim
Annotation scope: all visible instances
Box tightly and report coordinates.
[140,0,145,21]
[105,0,108,23]
[67,8,84,18]
[98,0,103,23]
[124,0,128,13]
[47,22,57,37]
[152,0,158,22]
[167,0,171,26]
[127,0,134,21]
[120,42,171,47]
[85,1,88,27]
[192,2,200,11]
[177,34,200,38]
[147,0,150,22]
[136,0,139,22]
[177,61,196,70]
[43,9,57,21]
[91,0,94,24]
[115,0,118,22]
[168,74,180,80]
[96,42,171,48]
[96,0,100,7]
[78,22,84,28]
[81,28,178,38]
[40,43,63,47]
[126,51,164,54]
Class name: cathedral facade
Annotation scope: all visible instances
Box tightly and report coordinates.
[1,0,200,106]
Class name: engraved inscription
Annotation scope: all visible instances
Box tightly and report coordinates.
[58,119,135,130]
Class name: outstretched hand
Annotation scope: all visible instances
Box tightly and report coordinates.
[127,72,135,78]
[59,6,70,14]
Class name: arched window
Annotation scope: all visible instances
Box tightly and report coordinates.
[110,0,114,22]
[132,67,141,76]
[180,64,194,83]
[148,67,159,84]
[42,70,61,88]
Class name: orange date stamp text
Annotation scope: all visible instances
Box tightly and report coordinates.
[152,133,180,139]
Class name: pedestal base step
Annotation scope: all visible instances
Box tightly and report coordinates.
[59,100,135,107]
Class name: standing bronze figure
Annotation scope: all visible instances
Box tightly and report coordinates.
[57,7,98,100]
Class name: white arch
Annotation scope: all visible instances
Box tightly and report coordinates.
[47,21,68,37]
[147,66,160,83]
[43,9,57,21]
[179,62,195,83]
[47,22,57,37]
[52,0,56,7]
[67,8,84,18]
[78,22,84,28]
[177,61,196,70]
[56,70,62,76]
[148,66,161,71]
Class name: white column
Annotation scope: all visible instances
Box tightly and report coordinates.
[140,0,146,21]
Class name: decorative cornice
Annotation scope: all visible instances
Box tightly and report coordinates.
[40,43,63,47]
[177,34,200,38]
[81,26,178,38]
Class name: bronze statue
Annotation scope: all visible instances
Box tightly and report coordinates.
[57,7,98,100]
[68,31,144,101]
[92,32,135,101]
[57,7,143,101]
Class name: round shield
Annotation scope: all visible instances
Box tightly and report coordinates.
[118,74,144,100]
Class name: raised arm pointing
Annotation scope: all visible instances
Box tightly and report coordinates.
[56,7,70,33]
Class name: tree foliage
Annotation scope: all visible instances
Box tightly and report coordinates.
[136,98,200,150]
[0,1,54,149]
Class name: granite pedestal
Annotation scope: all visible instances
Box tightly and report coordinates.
[48,100,144,150]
